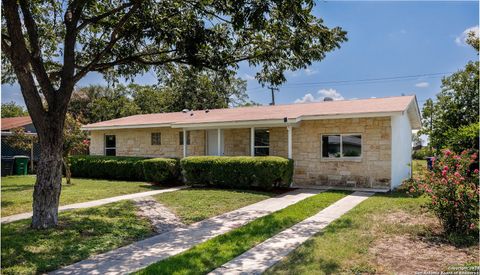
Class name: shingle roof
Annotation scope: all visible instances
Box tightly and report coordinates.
[1,116,32,131]
[83,95,421,130]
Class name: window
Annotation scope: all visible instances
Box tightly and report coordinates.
[151,132,161,145]
[179,131,191,145]
[254,129,269,156]
[105,135,116,156]
[322,134,362,159]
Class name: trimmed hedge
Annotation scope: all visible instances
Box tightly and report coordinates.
[69,155,179,183]
[142,158,180,183]
[180,156,294,190]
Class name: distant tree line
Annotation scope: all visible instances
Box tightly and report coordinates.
[69,67,258,124]
[419,31,479,154]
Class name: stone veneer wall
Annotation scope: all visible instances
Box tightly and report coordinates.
[292,117,391,189]
[223,128,250,156]
[89,128,205,158]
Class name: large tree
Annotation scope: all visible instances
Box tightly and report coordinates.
[134,66,248,113]
[420,31,479,151]
[2,0,347,228]
[69,85,140,124]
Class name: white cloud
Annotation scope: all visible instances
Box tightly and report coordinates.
[243,73,256,81]
[455,25,479,46]
[415,82,429,88]
[304,68,318,76]
[294,89,344,104]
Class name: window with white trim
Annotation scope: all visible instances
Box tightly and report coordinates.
[179,131,191,145]
[254,129,269,156]
[105,135,116,156]
[321,134,362,159]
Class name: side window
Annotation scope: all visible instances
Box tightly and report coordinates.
[321,134,362,159]
[322,135,341,158]
[105,135,116,156]
[342,135,362,157]
[151,133,161,145]
[179,131,191,145]
[254,129,270,156]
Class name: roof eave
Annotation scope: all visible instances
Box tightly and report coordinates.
[81,123,172,131]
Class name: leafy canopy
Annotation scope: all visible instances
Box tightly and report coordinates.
[1,102,28,118]
[2,0,347,88]
[420,30,479,151]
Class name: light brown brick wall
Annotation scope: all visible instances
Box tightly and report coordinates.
[223,128,250,156]
[292,117,391,188]
[89,128,205,158]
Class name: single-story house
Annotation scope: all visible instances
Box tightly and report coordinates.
[82,95,421,191]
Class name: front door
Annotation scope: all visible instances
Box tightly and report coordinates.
[207,129,224,156]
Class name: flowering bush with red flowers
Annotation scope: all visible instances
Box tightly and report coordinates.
[406,149,479,239]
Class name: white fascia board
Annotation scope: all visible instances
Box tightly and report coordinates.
[1,131,37,136]
[406,97,422,129]
[170,119,297,129]
[296,111,401,122]
[81,123,172,131]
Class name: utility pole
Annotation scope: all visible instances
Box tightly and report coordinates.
[268,86,279,105]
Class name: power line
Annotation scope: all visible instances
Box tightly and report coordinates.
[246,72,451,92]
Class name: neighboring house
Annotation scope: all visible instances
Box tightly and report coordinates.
[83,95,421,191]
[1,116,40,160]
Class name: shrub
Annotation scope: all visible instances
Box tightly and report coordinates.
[69,155,145,180]
[69,155,179,183]
[405,149,479,241]
[142,158,180,183]
[180,156,294,190]
[412,147,433,160]
[445,122,479,153]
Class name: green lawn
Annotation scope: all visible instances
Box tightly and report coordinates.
[1,176,164,216]
[136,191,349,275]
[154,188,275,224]
[1,188,278,275]
[266,192,479,274]
[1,200,154,275]
[412,159,427,177]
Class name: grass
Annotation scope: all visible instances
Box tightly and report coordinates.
[265,192,479,274]
[154,188,275,224]
[1,175,163,216]
[136,191,349,275]
[1,200,154,275]
[412,159,427,177]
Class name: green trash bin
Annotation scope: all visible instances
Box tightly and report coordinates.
[13,156,30,175]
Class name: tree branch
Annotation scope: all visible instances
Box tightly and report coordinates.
[73,1,142,82]
[58,0,88,112]
[2,0,46,130]
[18,0,56,105]
[77,2,135,31]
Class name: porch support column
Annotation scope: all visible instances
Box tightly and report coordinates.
[250,127,255,156]
[217,128,222,156]
[287,125,293,159]
[183,129,187,158]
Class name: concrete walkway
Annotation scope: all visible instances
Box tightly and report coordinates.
[51,189,322,275]
[1,186,185,224]
[210,191,374,275]
[133,196,185,234]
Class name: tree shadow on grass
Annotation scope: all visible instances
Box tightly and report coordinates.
[1,200,154,274]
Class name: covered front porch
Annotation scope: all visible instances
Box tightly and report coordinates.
[177,122,295,159]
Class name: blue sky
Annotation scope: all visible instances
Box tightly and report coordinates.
[2,1,478,109]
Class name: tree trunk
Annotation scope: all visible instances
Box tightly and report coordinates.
[31,117,65,229]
